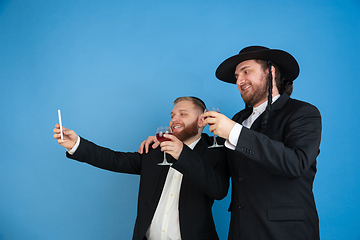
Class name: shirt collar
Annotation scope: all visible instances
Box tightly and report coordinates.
[187,137,201,150]
[253,94,280,114]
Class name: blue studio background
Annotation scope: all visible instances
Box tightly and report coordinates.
[1,0,359,239]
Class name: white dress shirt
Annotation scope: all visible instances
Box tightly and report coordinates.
[225,95,280,150]
[68,136,201,240]
[146,138,200,240]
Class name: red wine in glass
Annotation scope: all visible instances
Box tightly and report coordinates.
[156,126,173,165]
[156,132,173,143]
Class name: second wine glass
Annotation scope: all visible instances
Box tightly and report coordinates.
[156,126,173,165]
[205,107,224,148]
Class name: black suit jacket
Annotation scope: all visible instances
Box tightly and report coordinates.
[227,94,321,240]
[66,133,229,240]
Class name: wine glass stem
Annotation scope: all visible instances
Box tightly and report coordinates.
[213,135,218,145]
[164,151,167,161]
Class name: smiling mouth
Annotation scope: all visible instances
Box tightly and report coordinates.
[172,125,183,131]
[244,84,252,90]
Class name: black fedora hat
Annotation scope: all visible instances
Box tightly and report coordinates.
[215,46,300,84]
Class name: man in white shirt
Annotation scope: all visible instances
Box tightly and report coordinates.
[53,96,229,240]
[202,46,321,240]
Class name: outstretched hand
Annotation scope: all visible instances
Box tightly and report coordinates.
[201,111,236,140]
[53,124,78,149]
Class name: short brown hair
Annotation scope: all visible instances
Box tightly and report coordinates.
[174,96,206,112]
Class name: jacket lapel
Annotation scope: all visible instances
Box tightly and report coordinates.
[150,150,171,204]
[193,135,208,155]
[250,93,290,130]
[178,136,207,210]
[233,107,253,124]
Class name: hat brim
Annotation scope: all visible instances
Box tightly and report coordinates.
[215,49,300,84]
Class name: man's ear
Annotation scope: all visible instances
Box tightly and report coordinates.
[198,115,204,128]
[266,65,276,76]
[271,65,276,78]
[270,65,280,94]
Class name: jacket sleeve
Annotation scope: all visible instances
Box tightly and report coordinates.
[171,143,229,200]
[66,137,142,175]
[235,103,322,178]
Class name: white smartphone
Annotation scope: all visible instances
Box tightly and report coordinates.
[58,109,63,140]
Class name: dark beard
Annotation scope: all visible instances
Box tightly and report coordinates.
[173,119,199,142]
[242,75,268,107]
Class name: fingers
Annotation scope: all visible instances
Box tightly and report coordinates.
[160,143,174,153]
[53,130,68,143]
[53,123,78,150]
[138,136,159,154]
[53,124,60,133]
[57,139,68,145]
[53,125,63,139]
[163,133,179,142]
[53,124,69,135]
[203,117,216,128]
[160,140,183,160]
[54,131,69,147]
[208,125,215,133]
[53,123,76,142]
[202,111,220,118]
[151,141,160,149]
[137,140,159,154]
[146,136,158,153]
[62,127,72,136]
[145,140,151,153]
[204,117,216,127]
[160,136,181,149]
[53,133,60,140]
[202,111,220,127]
[138,140,146,154]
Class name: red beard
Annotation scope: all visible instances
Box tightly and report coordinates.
[172,119,199,142]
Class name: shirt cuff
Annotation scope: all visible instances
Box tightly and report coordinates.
[67,136,80,155]
[225,123,242,150]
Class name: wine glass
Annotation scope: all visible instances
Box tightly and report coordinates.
[205,107,224,148]
[156,126,173,166]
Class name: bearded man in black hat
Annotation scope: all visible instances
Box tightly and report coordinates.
[202,46,321,240]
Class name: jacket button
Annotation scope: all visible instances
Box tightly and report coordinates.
[239,177,244,181]
[239,205,244,209]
